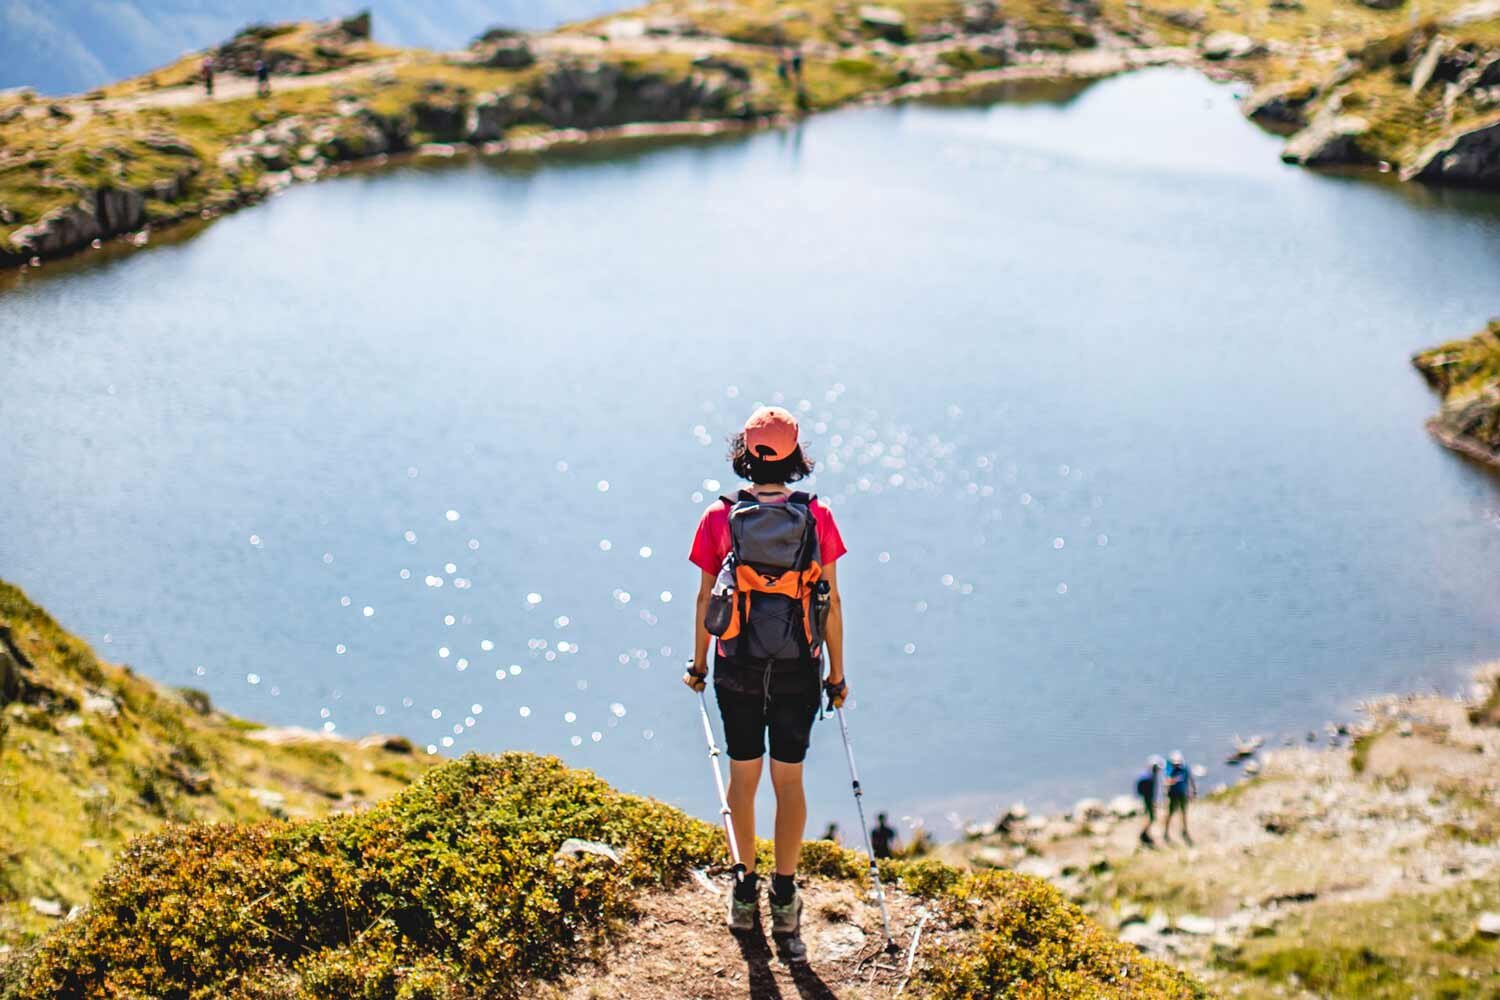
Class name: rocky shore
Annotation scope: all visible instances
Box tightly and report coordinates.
[4,0,1500,277]
[1413,320,1500,471]
[937,664,1500,998]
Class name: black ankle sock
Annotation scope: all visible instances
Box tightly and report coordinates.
[733,871,759,903]
[770,873,796,905]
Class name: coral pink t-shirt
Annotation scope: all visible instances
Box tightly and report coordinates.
[688,490,847,576]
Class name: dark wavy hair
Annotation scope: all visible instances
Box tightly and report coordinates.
[728,432,814,485]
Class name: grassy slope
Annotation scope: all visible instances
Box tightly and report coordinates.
[0,580,432,950]
[0,580,1206,998]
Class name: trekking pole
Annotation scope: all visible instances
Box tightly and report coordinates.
[697,688,746,883]
[834,704,896,951]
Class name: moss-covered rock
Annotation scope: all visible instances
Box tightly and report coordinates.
[1413,320,1500,467]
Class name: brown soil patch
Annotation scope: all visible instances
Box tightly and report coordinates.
[544,874,957,1000]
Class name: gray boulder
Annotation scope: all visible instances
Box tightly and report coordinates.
[859,5,909,42]
[478,39,535,69]
[467,92,522,142]
[1201,31,1262,60]
[1282,109,1373,165]
[1244,79,1317,129]
[1403,118,1500,186]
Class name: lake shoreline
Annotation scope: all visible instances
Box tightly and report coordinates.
[7,0,1500,279]
[0,46,1208,281]
[935,663,1500,997]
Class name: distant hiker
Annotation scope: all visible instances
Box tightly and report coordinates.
[870,812,898,859]
[201,56,215,97]
[821,822,841,845]
[684,405,847,953]
[254,58,270,97]
[1135,756,1163,846]
[1163,750,1197,845]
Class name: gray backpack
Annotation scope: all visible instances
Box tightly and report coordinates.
[704,491,827,663]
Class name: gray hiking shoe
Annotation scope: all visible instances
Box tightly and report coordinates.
[769,891,802,936]
[727,887,758,932]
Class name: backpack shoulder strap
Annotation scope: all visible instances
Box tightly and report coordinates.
[786,491,814,506]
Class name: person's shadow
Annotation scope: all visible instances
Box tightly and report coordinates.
[732,930,839,999]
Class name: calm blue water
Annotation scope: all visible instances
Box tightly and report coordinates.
[4,68,1500,841]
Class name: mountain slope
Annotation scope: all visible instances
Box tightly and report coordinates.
[0,1,617,95]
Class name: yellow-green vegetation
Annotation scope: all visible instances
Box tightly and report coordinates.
[1413,320,1500,464]
[569,0,1094,50]
[0,581,1204,996]
[2,748,1204,999]
[924,872,1206,999]
[1217,877,1500,999]
[0,580,431,949]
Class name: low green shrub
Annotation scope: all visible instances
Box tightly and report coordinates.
[922,871,1207,999]
[11,753,720,998]
[10,750,1203,998]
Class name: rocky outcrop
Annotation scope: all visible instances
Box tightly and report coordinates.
[7,186,147,259]
[1244,79,1318,129]
[528,61,756,129]
[1413,321,1500,467]
[1281,106,1373,165]
[466,91,521,142]
[1402,115,1500,186]
[859,5,909,42]
[1201,31,1262,61]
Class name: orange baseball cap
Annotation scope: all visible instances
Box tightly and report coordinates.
[743,406,800,461]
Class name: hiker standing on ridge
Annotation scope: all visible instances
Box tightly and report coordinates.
[870,812,898,859]
[254,58,271,97]
[201,56,215,97]
[684,405,847,952]
[1163,750,1197,846]
[1136,756,1163,847]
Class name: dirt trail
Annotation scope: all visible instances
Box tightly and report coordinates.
[73,58,410,115]
[546,874,953,1000]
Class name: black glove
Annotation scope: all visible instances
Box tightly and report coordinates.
[683,663,708,693]
[823,677,847,710]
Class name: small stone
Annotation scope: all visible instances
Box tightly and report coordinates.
[815,922,867,961]
[1201,31,1260,60]
[1478,912,1500,937]
[29,897,64,918]
[82,692,119,718]
[555,838,622,865]
[1173,914,1217,936]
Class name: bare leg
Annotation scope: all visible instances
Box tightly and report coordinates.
[727,757,762,873]
[769,759,807,876]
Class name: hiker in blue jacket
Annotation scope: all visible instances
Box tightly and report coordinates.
[1163,750,1196,846]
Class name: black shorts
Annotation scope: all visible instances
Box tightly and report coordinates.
[714,661,820,764]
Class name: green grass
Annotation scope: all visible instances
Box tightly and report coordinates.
[0,580,429,949]
[1217,877,1500,999]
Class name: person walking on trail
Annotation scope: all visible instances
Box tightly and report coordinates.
[1136,756,1163,847]
[683,405,847,949]
[201,56,215,97]
[870,812,898,859]
[1163,750,1196,845]
[254,58,271,97]
[821,822,841,845]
